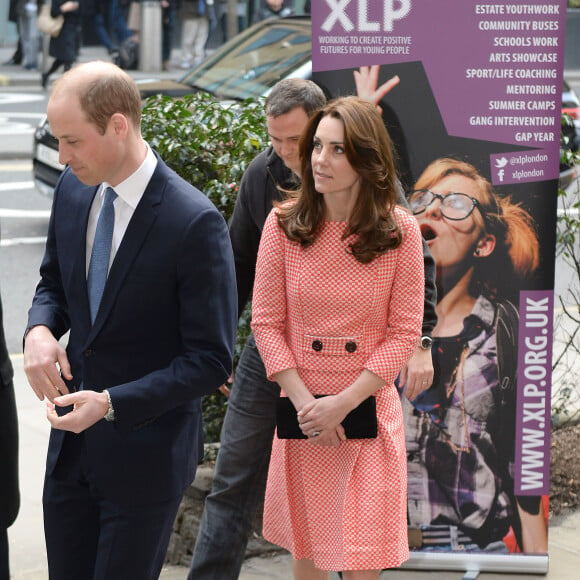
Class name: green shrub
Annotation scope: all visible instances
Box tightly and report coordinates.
[141,92,268,443]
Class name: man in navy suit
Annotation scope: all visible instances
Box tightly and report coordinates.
[23,61,237,579]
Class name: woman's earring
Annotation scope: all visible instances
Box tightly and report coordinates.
[474,248,480,256]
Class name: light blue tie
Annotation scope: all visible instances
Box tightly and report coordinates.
[87,187,117,323]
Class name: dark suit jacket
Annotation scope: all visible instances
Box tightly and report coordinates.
[27,156,237,506]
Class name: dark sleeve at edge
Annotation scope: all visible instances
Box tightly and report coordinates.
[396,180,437,336]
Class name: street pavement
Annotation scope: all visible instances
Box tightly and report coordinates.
[1,43,580,579]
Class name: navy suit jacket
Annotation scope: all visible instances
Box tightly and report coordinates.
[27,156,237,505]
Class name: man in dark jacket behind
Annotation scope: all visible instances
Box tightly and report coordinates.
[0,276,19,580]
[189,77,438,579]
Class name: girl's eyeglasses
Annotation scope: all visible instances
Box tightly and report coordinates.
[409,189,488,224]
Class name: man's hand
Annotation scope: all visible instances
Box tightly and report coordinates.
[218,372,234,397]
[47,391,109,433]
[400,346,434,401]
[24,325,72,403]
[353,65,400,113]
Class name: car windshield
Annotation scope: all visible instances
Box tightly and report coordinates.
[179,19,311,100]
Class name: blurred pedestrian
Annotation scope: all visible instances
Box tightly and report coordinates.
[92,0,134,57]
[41,0,81,89]
[0,270,19,580]
[215,0,246,42]
[161,0,177,70]
[252,0,292,23]
[17,0,39,69]
[4,0,23,66]
[179,0,212,69]
[123,0,175,70]
[127,0,140,35]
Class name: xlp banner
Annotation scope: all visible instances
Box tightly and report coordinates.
[312,0,565,575]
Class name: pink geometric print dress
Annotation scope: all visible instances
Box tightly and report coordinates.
[251,206,424,571]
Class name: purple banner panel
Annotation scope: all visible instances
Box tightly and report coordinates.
[515,290,554,496]
[313,0,566,185]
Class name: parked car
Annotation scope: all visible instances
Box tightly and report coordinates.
[32,14,578,195]
[138,16,311,101]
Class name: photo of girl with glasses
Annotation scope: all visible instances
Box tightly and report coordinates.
[401,157,548,554]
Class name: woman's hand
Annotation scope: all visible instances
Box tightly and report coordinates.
[298,395,348,446]
[399,346,434,401]
[308,425,345,447]
[353,65,400,113]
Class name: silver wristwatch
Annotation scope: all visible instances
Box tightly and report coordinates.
[103,389,115,422]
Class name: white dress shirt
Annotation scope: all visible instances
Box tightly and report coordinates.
[86,144,157,276]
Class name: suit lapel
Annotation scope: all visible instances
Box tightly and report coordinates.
[71,184,99,326]
[87,162,167,340]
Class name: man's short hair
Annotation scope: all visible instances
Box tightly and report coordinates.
[265,78,326,118]
[79,71,142,135]
[54,63,142,136]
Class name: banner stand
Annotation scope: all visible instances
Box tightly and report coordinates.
[402,552,549,577]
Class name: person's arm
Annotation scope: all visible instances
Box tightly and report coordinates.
[229,162,267,317]
[352,65,437,348]
[251,208,296,379]
[395,181,437,336]
[24,183,73,402]
[220,153,273,395]
[394,182,437,400]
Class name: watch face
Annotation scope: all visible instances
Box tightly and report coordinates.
[421,336,433,350]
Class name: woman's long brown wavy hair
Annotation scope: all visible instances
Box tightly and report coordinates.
[275,96,402,264]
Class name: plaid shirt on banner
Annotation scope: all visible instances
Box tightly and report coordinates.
[402,295,515,548]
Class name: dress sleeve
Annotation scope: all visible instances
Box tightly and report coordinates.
[251,208,297,379]
[365,209,424,384]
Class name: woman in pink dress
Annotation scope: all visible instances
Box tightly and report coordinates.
[251,96,425,579]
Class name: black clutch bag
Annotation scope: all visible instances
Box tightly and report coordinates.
[276,395,377,439]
